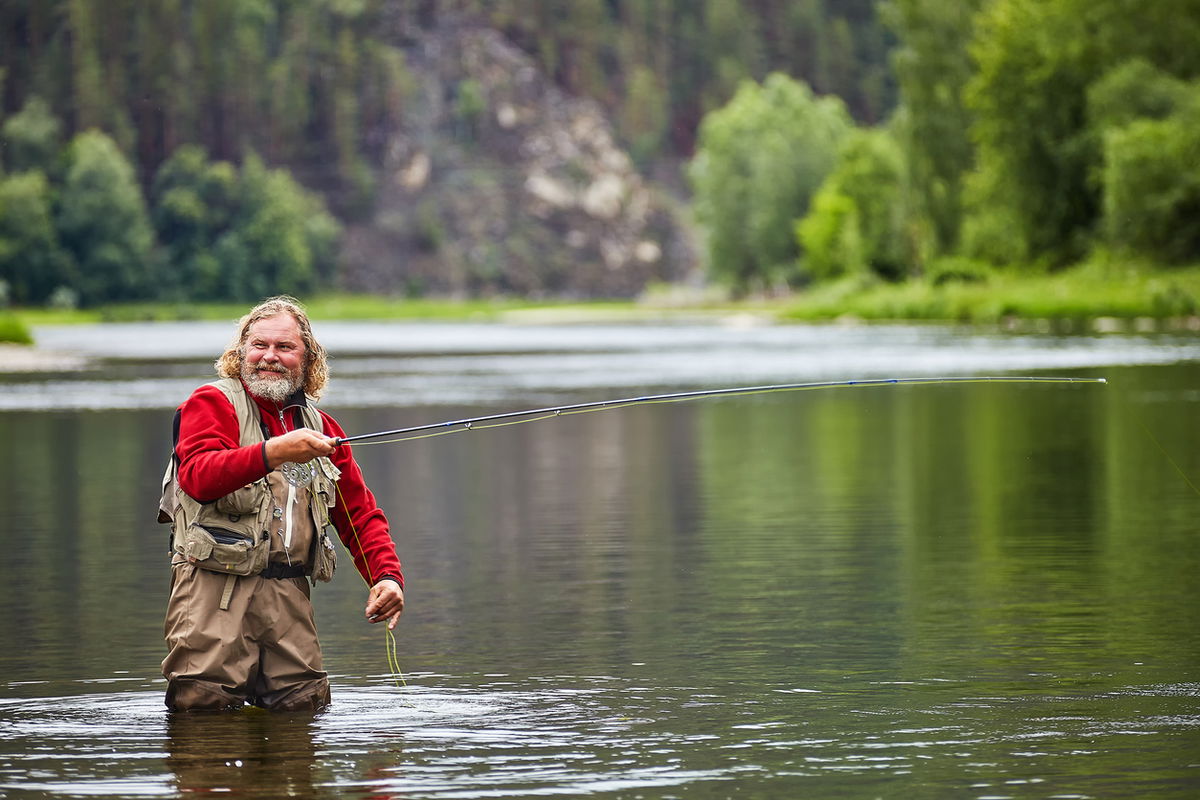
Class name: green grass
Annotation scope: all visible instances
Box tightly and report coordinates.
[779,260,1200,326]
[0,313,34,344]
[10,295,624,326]
[9,261,1200,330]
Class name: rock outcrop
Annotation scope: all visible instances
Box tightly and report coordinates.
[339,20,696,298]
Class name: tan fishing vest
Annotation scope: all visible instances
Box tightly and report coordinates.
[158,378,339,586]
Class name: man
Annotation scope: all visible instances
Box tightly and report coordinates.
[159,296,404,712]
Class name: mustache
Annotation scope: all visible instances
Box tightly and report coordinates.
[253,363,288,374]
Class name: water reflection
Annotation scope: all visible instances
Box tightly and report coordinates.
[166,711,321,797]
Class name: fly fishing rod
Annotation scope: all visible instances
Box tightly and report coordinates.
[334,375,1107,447]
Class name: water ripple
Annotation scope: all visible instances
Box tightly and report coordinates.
[2,676,1198,798]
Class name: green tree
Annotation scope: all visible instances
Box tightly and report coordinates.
[963,0,1200,266]
[883,0,981,255]
[1087,58,1192,132]
[218,154,341,302]
[0,170,76,304]
[1101,92,1200,262]
[797,128,912,281]
[1,96,62,175]
[151,145,240,299]
[796,189,863,283]
[689,73,852,290]
[57,130,156,305]
[1085,58,1200,262]
[619,65,668,165]
[962,0,1092,264]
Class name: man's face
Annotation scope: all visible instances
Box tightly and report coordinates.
[240,314,306,402]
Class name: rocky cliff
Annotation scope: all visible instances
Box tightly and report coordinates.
[338,20,697,298]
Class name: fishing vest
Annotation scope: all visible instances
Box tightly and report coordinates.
[158,377,339,586]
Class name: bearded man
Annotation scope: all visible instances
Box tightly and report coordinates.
[159,296,404,712]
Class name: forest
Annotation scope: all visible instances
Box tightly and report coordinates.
[1,0,1199,312]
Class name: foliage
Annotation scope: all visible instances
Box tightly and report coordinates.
[0,312,33,344]
[881,0,981,254]
[619,65,669,165]
[152,148,341,302]
[1,96,62,175]
[796,190,864,284]
[220,154,342,302]
[797,128,913,282]
[1083,58,1200,263]
[1101,96,1200,262]
[0,170,75,304]
[3,0,1200,310]
[962,0,1092,264]
[1087,58,1193,132]
[780,259,1200,323]
[152,145,241,300]
[0,0,414,212]
[56,131,156,306]
[689,73,852,291]
[480,0,895,155]
[963,0,1200,267]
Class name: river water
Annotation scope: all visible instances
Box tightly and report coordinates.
[1,320,1198,799]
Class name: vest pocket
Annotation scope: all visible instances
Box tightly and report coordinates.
[183,523,270,576]
[309,528,337,584]
[215,483,265,515]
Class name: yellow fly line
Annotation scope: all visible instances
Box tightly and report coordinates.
[332,481,408,693]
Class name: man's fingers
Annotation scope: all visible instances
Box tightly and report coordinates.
[365,583,404,625]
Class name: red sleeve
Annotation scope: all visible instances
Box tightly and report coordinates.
[176,385,269,502]
[321,411,404,590]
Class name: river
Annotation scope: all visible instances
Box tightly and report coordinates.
[0,319,1197,798]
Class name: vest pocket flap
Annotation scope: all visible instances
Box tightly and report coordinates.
[317,456,341,483]
[215,483,264,515]
[184,536,214,562]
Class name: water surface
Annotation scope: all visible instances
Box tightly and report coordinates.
[1,321,1197,798]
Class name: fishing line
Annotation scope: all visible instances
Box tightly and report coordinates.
[331,481,410,697]
[335,376,1108,448]
[1136,419,1200,498]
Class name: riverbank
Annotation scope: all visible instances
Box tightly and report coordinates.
[779,259,1200,328]
[0,342,91,372]
[4,260,1199,341]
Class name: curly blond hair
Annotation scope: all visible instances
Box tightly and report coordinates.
[215,296,329,399]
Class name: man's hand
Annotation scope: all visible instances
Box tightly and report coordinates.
[365,580,405,629]
[265,428,336,468]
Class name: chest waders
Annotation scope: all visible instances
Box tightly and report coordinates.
[158,378,340,609]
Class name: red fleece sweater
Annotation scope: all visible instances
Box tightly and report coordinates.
[175,381,403,589]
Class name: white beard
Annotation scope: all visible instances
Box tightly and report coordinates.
[241,362,303,403]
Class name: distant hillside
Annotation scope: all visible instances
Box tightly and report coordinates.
[339,17,697,296]
[0,1,892,299]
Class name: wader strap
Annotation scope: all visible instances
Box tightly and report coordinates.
[218,573,237,611]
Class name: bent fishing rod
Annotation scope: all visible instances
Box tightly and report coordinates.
[333,375,1107,447]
